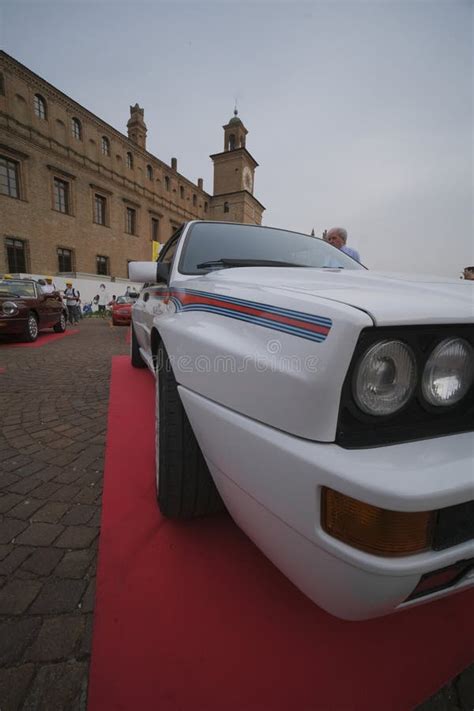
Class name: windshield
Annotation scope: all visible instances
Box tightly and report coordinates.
[179,223,365,274]
[116,296,132,304]
[0,280,36,297]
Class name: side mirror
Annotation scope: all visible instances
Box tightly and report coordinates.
[128,261,170,284]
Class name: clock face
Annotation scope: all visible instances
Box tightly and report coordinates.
[242,167,253,192]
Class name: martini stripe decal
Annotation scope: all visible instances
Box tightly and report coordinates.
[164,288,332,343]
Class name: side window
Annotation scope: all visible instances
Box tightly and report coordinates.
[160,239,178,265]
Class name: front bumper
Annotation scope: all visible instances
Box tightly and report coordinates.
[113,312,131,325]
[0,316,28,336]
[179,386,474,619]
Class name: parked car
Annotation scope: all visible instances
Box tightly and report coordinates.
[0,278,67,342]
[128,221,474,620]
[111,295,135,326]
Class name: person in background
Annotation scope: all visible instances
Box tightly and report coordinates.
[97,283,108,317]
[326,227,361,262]
[41,276,57,294]
[63,281,80,325]
[462,266,474,281]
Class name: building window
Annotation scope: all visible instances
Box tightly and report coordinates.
[151,217,159,242]
[6,238,27,273]
[0,156,20,199]
[228,134,236,150]
[57,247,73,272]
[224,201,230,213]
[146,165,153,180]
[101,136,110,156]
[165,176,170,191]
[126,152,133,169]
[34,94,47,120]
[204,201,208,212]
[180,186,184,199]
[0,73,4,96]
[192,194,197,207]
[53,178,70,214]
[96,255,109,276]
[71,117,82,140]
[125,207,136,235]
[94,194,107,225]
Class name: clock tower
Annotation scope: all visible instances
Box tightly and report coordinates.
[209,110,265,224]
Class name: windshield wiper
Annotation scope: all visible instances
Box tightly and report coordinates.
[0,291,21,298]
[196,258,305,270]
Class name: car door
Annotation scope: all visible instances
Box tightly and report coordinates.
[134,229,182,354]
[35,285,60,327]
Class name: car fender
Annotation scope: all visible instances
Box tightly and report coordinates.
[154,295,372,442]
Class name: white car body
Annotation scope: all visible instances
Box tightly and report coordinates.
[130,221,474,620]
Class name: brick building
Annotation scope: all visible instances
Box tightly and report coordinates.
[0,51,265,279]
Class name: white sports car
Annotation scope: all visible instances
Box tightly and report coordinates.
[129,221,474,620]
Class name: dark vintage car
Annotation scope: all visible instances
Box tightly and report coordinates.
[0,278,67,342]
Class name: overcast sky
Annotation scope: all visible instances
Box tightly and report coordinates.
[1,0,472,277]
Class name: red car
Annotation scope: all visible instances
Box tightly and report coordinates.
[111,295,135,326]
[0,278,67,342]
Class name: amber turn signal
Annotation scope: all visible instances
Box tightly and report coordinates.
[321,487,433,557]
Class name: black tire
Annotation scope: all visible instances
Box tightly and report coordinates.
[23,312,39,342]
[53,311,67,333]
[156,341,224,519]
[131,323,146,368]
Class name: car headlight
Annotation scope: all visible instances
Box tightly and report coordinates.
[2,301,19,316]
[422,338,473,406]
[353,340,417,416]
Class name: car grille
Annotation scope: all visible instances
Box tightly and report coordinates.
[433,500,474,551]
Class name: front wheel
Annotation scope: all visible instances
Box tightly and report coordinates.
[23,312,39,342]
[155,341,224,519]
[53,312,67,333]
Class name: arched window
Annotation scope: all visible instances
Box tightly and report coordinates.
[146,164,153,180]
[126,152,133,169]
[228,134,236,150]
[224,201,230,213]
[165,176,170,191]
[101,136,110,156]
[180,186,184,199]
[192,194,197,206]
[34,94,47,120]
[71,117,82,140]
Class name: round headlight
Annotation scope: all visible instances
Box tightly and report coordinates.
[422,338,473,406]
[2,301,19,316]
[353,340,417,416]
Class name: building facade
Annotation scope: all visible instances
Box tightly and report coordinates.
[0,52,265,279]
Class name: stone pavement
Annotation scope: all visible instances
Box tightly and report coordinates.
[0,318,472,710]
[0,319,127,710]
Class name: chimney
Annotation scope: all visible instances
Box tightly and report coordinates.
[171,157,177,171]
[197,178,203,190]
[127,104,147,150]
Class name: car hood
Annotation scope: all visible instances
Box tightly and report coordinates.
[198,268,474,326]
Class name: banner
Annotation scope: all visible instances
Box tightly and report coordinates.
[152,241,162,261]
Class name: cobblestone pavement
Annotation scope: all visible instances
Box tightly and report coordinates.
[0,318,472,710]
[0,319,127,710]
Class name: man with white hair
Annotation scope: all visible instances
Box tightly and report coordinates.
[326,227,361,263]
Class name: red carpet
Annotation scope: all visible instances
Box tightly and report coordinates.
[89,355,474,711]
[0,329,78,348]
